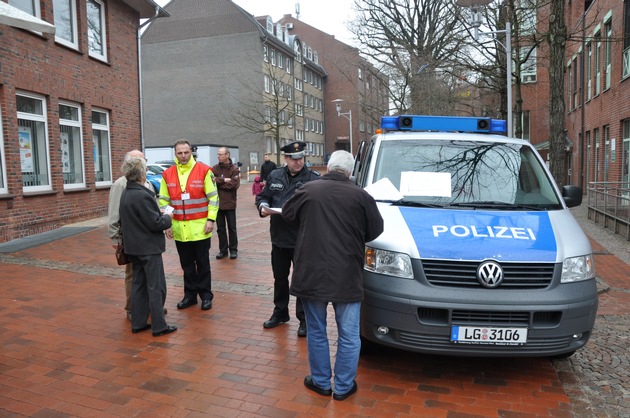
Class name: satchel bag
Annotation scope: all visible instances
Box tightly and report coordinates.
[115,236,130,265]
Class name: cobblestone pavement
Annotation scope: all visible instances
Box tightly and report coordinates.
[553,205,630,417]
[0,193,628,416]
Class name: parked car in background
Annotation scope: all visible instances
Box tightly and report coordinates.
[146,169,162,194]
[147,164,166,174]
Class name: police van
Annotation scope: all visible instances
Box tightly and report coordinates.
[353,115,598,357]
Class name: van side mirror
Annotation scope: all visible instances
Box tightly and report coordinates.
[562,185,583,208]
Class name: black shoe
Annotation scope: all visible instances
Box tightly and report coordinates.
[333,381,357,401]
[201,300,213,310]
[131,324,151,334]
[216,252,228,259]
[304,376,332,396]
[229,251,238,259]
[263,315,290,329]
[297,321,307,337]
[177,297,197,309]
[152,325,177,337]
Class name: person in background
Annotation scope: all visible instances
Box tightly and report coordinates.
[159,140,219,311]
[119,155,176,337]
[256,141,320,337]
[252,175,264,200]
[108,149,166,321]
[282,150,384,401]
[213,147,240,260]
[259,152,277,183]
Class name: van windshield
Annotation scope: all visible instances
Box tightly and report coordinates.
[371,140,562,209]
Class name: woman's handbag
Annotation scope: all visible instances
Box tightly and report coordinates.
[115,235,130,265]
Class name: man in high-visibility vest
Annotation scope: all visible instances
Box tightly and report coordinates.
[159,140,219,311]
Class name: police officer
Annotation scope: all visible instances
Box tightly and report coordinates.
[256,141,320,337]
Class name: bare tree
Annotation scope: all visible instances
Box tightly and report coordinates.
[222,57,300,166]
[546,0,567,186]
[349,0,473,114]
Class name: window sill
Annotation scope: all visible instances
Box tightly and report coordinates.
[0,193,16,201]
[23,190,59,198]
[63,187,91,194]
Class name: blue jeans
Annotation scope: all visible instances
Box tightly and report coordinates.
[302,300,361,395]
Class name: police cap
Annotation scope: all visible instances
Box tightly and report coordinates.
[281,141,307,159]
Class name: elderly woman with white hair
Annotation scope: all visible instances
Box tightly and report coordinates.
[282,150,384,401]
[119,155,176,337]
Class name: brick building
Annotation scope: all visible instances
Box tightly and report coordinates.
[278,14,389,158]
[563,0,630,190]
[0,0,167,243]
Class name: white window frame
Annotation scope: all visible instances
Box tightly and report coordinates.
[9,0,41,18]
[520,47,537,83]
[92,108,112,186]
[87,0,107,62]
[17,92,52,193]
[586,41,592,100]
[604,18,612,90]
[59,101,85,189]
[53,0,79,49]
[0,105,6,194]
[594,28,602,96]
[264,75,270,93]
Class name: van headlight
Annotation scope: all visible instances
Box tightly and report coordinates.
[561,254,595,283]
[364,247,413,279]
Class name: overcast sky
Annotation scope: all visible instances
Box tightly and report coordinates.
[156,0,357,45]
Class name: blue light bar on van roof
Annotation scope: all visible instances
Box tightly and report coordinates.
[381,115,507,134]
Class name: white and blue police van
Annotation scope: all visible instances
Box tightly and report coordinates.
[353,115,598,357]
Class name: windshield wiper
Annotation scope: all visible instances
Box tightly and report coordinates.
[448,201,543,211]
[388,200,443,208]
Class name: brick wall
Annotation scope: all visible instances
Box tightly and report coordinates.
[0,0,142,243]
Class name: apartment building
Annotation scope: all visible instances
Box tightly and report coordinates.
[0,0,167,243]
[564,0,630,190]
[279,14,389,158]
[141,0,326,169]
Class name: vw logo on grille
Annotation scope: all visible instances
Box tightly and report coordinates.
[477,261,504,288]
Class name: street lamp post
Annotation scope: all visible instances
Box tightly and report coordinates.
[331,99,353,155]
[457,0,513,137]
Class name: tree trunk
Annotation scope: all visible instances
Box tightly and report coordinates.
[547,0,567,188]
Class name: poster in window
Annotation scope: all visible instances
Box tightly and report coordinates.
[61,131,71,173]
[19,126,33,172]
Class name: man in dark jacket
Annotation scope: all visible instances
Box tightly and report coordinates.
[212,147,240,259]
[259,152,276,183]
[282,150,384,401]
[256,141,320,337]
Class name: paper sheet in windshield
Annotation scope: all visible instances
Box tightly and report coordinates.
[364,178,404,201]
[400,172,452,197]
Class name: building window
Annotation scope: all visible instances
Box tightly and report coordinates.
[278,52,284,69]
[594,127,600,182]
[586,41,592,100]
[17,93,51,191]
[53,0,78,49]
[572,57,578,109]
[623,1,630,79]
[0,106,6,194]
[264,75,270,93]
[604,19,612,90]
[520,47,537,83]
[92,109,112,184]
[287,85,293,101]
[623,121,630,186]
[604,124,610,181]
[87,0,107,61]
[286,57,292,74]
[59,102,85,188]
[270,50,276,66]
[595,30,601,96]
[263,45,268,62]
[519,0,536,35]
[9,0,40,18]
[358,67,363,80]
[521,110,530,140]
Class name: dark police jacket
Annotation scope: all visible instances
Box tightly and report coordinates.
[255,165,320,248]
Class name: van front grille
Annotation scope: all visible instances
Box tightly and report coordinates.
[421,260,555,289]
